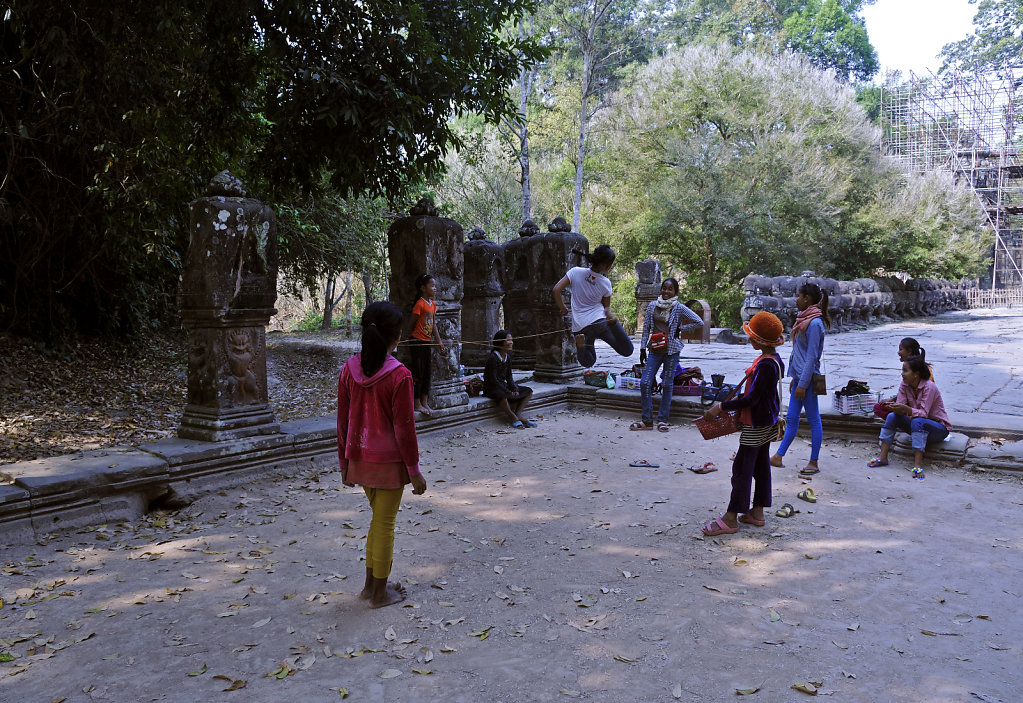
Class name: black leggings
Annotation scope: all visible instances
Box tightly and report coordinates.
[408,338,432,398]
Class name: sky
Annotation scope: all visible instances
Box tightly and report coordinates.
[861,0,979,77]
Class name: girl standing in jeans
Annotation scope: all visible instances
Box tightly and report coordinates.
[552,244,634,368]
[631,278,703,432]
[771,281,830,478]
[867,355,950,478]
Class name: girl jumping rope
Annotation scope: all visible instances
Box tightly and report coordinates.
[771,281,830,478]
[338,301,427,609]
[407,273,449,417]
[552,244,634,368]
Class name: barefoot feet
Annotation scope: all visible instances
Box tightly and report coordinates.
[368,578,407,609]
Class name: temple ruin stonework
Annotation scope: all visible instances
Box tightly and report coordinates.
[388,199,468,410]
[178,171,280,441]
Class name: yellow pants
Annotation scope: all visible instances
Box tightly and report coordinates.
[364,486,404,579]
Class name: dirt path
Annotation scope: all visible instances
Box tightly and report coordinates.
[1,409,1020,702]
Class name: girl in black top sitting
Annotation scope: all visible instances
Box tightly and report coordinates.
[483,330,535,429]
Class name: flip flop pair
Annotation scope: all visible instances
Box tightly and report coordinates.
[775,503,799,518]
[688,462,717,474]
[629,459,660,468]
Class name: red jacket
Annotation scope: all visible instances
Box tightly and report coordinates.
[337,355,421,475]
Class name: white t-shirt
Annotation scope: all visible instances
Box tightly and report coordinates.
[565,266,613,331]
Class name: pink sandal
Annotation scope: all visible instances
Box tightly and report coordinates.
[702,517,738,536]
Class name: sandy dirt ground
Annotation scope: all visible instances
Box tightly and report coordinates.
[2,408,1021,703]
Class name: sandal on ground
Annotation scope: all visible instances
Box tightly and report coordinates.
[523,419,537,428]
[629,459,660,468]
[687,462,717,474]
[739,513,765,527]
[799,465,820,477]
[797,488,817,503]
[702,517,738,536]
[510,420,525,429]
[912,467,925,479]
[867,457,888,468]
[775,503,799,518]
[657,422,670,433]
[630,421,654,431]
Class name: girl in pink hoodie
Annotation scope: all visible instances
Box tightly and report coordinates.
[338,302,427,608]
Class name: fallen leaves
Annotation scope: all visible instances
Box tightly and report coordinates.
[791,681,821,695]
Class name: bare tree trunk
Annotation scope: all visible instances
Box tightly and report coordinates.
[520,105,532,222]
[362,271,376,306]
[321,277,335,330]
[344,270,353,338]
[572,42,592,234]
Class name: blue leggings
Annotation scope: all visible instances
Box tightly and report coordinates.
[776,384,823,461]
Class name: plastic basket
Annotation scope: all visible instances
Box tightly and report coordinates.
[833,393,875,415]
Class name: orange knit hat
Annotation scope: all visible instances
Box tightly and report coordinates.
[743,311,785,346]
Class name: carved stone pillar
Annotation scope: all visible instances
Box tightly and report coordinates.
[177,172,280,441]
[634,259,662,332]
[387,199,468,410]
[462,228,505,368]
[531,217,587,384]
[502,220,539,369]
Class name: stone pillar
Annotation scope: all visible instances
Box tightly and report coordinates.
[177,171,280,441]
[634,259,662,332]
[502,220,539,369]
[531,217,587,384]
[462,228,505,368]
[387,199,468,410]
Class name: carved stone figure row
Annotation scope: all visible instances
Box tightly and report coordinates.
[739,271,977,332]
[462,218,586,382]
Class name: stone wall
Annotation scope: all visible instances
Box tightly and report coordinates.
[740,272,975,331]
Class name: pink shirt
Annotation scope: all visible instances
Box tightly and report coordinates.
[897,379,952,430]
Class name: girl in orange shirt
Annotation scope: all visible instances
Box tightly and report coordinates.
[407,274,448,416]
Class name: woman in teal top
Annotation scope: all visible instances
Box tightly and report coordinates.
[770,282,830,477]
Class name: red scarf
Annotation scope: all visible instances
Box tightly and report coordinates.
[738,354,777,426]
[791,303,823,338]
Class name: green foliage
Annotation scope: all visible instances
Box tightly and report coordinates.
[430,128,523,241]
[276,190,390,300]
[782,0,878,81]
[941,0,1023,74]
[602,45,986,324]
[1,0,543,340]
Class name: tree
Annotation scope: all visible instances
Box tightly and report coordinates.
[1,1,543,339]
[431,126,524,240]
[549,0,652,232]
[276,192,390,330]
[940,0,1023,73]
[781,0,878,81]
[606,45,985,325]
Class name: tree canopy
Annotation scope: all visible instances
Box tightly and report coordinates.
[941,0,1023,73]
[596,45,986,325]
[1,0,541,339]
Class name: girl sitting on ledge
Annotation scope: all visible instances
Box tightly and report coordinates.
[867,354,951,479]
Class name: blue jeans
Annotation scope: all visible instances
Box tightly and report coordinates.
[576,319,634,368]
[776,383,823,461]
[879,413,949,452]
[640,351,680,424]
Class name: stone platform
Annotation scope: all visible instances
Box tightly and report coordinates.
[3,309,1021,543]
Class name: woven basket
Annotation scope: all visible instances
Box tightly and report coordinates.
[693,411,740,440]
